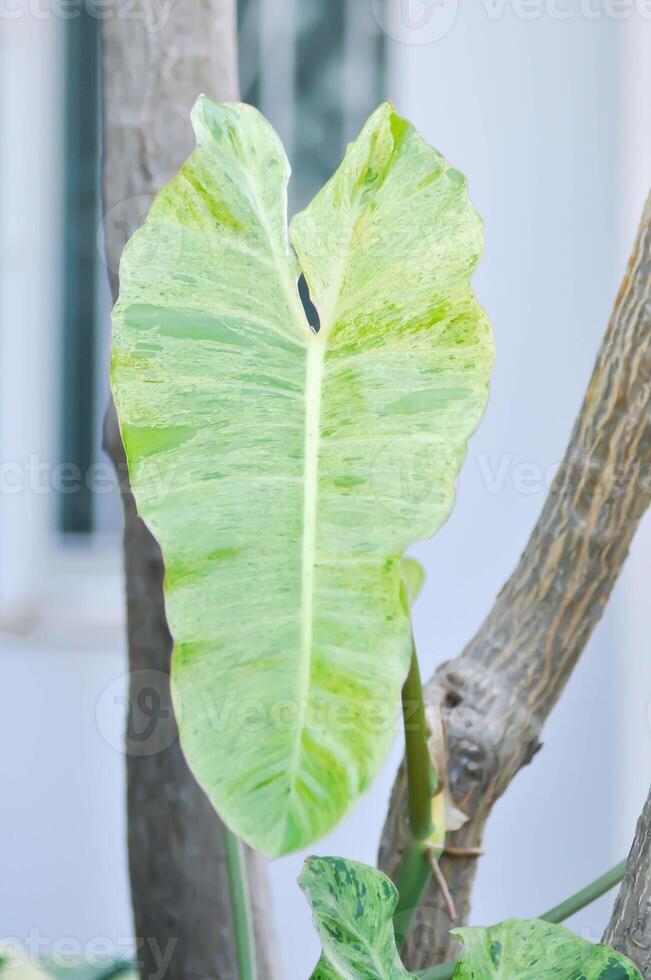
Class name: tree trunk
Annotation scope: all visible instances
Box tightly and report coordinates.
[379,193,651,969]
[101,3,278,977]
[603,784,651,976]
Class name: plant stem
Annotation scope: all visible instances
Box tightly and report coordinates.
[394,640,436,944]
[540,858,628,925]
[402,642,435,840]
[419,858,629,980]
[394,839,433,946]
[223,826,257,980]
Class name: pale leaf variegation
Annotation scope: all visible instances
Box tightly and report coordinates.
[299,856,409,979]
[452,920,642,978]
[111,96,493,855]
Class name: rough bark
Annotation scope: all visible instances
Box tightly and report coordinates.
[603,785,651,976]
[101,3,279,977]
[379,193,651,969]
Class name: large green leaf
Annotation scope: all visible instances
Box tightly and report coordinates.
[111,96,493,855]
[299,856,409,979]
[451,920,642,978]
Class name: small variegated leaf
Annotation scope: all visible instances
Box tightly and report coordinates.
[299,856,409,979]
[451,919,642,979]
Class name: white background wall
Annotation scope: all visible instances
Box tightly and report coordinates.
[0,6,60,616]
[1,2,650,977]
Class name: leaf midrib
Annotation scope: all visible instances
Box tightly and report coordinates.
[233,150,324,839]
[286,333,325,822]
[236,145,358,845]
[283,202,358,843]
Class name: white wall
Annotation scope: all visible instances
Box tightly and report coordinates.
[0,628,132,961]
[0,4,133,965]
[0,5,61,617]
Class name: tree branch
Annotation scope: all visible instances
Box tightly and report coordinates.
[603,786,651,975]
[379,193,651,969]
[101,3,278,977]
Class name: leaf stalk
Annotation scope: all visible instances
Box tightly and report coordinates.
[394,640,437,944]
[540,858,628,925]
[420,857,629,980]
[402,640,435,841]
[223,826,258,980]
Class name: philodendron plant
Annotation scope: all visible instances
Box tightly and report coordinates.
[109,97,640,979]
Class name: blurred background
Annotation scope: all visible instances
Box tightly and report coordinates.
[1,0,651,976]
